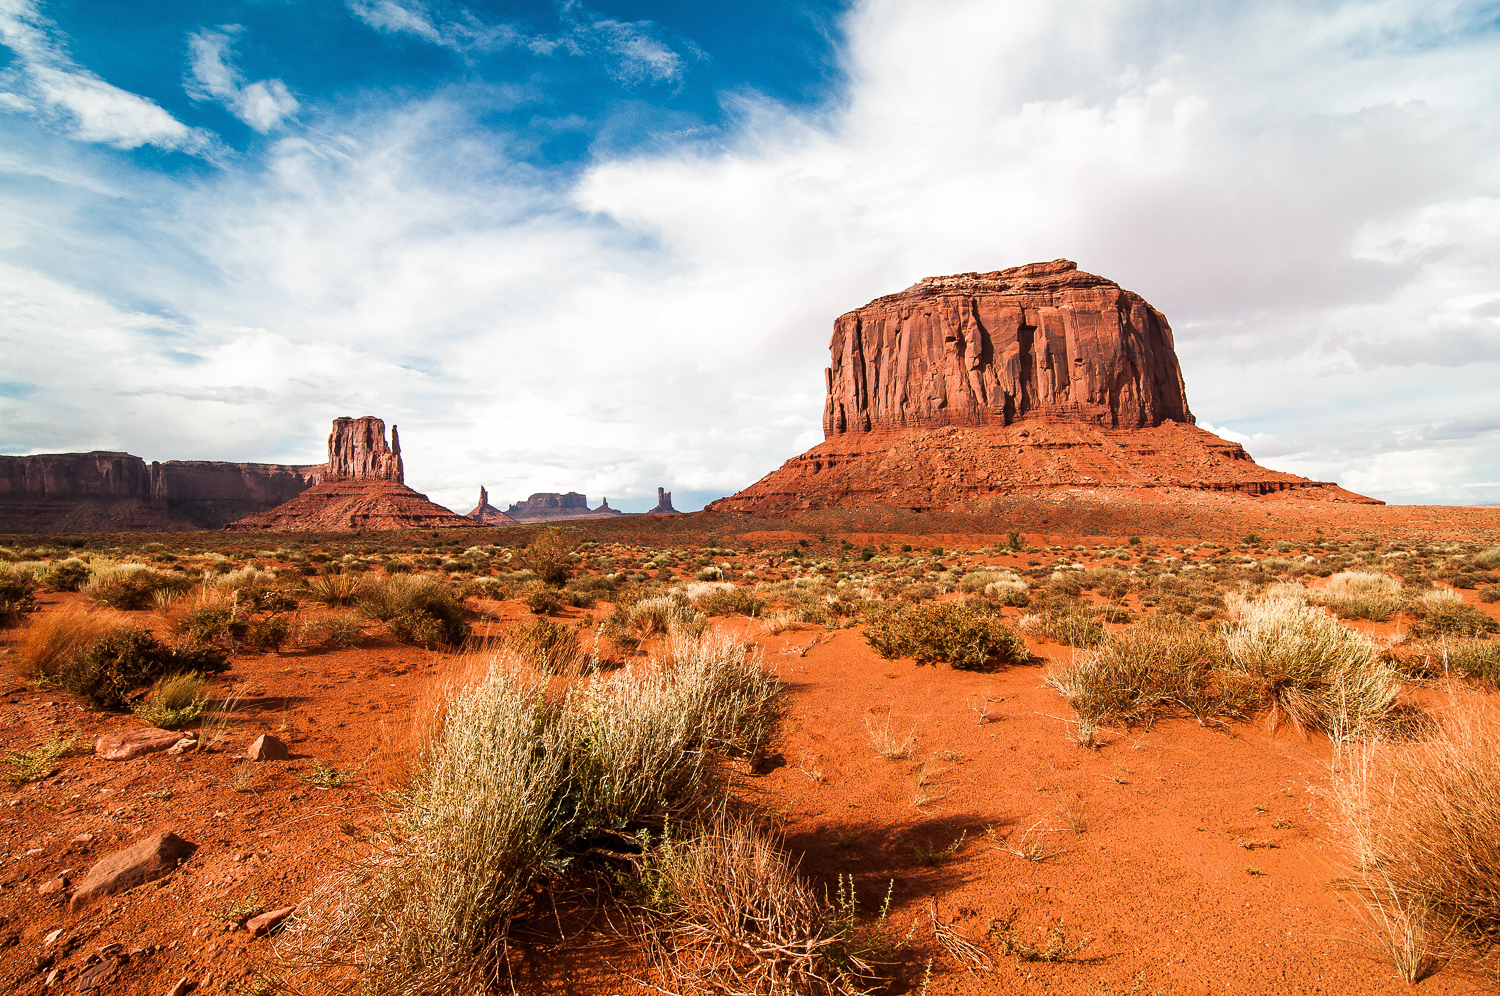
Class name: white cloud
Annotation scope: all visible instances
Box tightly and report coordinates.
[5,0,1500,509]
[186,27,299,133]
[0,0,214,152]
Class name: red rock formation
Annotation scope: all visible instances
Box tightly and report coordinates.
[227,479,471,531]
[824,260,1191,435]
[648,487,680,515]
[504,492,624,523]
[327,417,403,482]
[710,262,1379,515]
[466,486,518,526]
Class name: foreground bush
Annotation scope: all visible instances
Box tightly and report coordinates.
[1046,616,1243,727]
[1314,571,1405,622]
[43,558,92,592]
[84,564,187,611]
[58,629,228,711]
[1337,702,1500,954]
[503,617,587,676]
[864,600,1028,670]
[131,671,209,728]
[1223,595,1396,738]
[1410,589,1498,639]
[358,575,469,648]
[285,636,787,994]
[0,564,39,628]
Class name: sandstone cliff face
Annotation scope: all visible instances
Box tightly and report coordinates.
[327,417,403,482]
[227,479,471,531]
[824,259,1192,436]
[0,452,154,501]
[710,261,1377,515]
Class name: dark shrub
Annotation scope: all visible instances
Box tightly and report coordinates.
[696,587,766,617]
[518,580,563,615]
[59,629,228,711]
[864,601,1028,671]
[44,559,92,592]
[0,567,39,628]
[359,575,469,647]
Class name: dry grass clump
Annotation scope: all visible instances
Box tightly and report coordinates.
[285,635,789,995]
[636,811,878,994]
[297,611,365,650]
[358,575,469,648]
[304,572,364,607]
[14,607,132,680]
[1336,700,1500,963]
[613,594,707,645]
[1045,615,1243,728]
[1410,588,1499,639]
[864,601,1028,671]
[1314,571,1406,622]
[83,563,187,610]
[694,586,767,618]
[1222,594,1397,739]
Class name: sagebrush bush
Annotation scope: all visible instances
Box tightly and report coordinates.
[286,636,785,994]
[359,575,469,648]
[1337,701,1500,950]
[43,558,92,592]
[304,572,364,607]
[58,629,229,711]
[503,617,587,676]
[0,564,38,628]
[1223,594,1396,738]
[1315,571,1405,622]
[1016,603,1106,648]
[864,600,1028,670]
[517,580,562,615]
[298,611,364,649]
[1046,616,1243,727]
[83,564,186,611]
[695,586,766,618]
[1473,547,1500,570]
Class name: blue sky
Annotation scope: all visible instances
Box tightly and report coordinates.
[3,0,1500,511]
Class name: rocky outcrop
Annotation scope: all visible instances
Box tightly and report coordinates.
[466,487,518,526]
[227,479,471,531]
[824,259,1192,435]
[505,492,624,523]
[328,416,403,482]
[0,452,321,532]
[648,487,680,515]
[710,262,1379,515]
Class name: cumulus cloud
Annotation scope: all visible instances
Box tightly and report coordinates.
[186,27,299,133]
[0,0,214,153]
[4,0,1500,509]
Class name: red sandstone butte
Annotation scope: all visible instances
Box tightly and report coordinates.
[711,260,1378,514]
[228,417,470,531]
[466,486,519,526]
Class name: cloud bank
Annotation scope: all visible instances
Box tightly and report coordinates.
[1,0,1498,511]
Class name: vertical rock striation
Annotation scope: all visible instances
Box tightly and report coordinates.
[327,417,404,482]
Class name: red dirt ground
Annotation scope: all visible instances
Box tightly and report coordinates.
[3,509,1499,995]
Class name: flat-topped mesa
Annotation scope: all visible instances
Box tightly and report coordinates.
[824,259,1193,436]
[327,417,403,482]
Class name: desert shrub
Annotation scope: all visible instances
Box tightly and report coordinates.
[504,617,587,676]
[1410,589,1499,638]
[298,611,365,650]
[131,672,210,728]
[287,636,786,994]
[211,566,278,591]
[1016,603,1106,649]
[618,595,706,642]
[1429,639,1500,687]
[1479,585,1500,604]
[1046,616,1243,727]
[984,580,1030,607]
[14,608,131,680]
[517,580,563,615]
[697,587,766,618]
[58,629,228,711]
[863,601,1028,671]
[244,614,292,652]
[43,558,92,592]
[1337,702,1500,952]
[558,588,596,609]
[304,572,365,607]
[1222,595,1396,738]
[83,564,187,611]
[359,575,469,648]
[3,731,79,787]
[0,564,39,628]
[515,528,572,587]
[1473,547,1500,570]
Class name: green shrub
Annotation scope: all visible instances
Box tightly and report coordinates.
[83,564,186,611]
[0,564,38,628]
[1473,547,1500,570]
[59,629,228,711]
[359,575,469,648]
[518,580,563,615]
[515,529,572,587]
[864,601,1028,671]
[131,672,209,728]
[44,558,92,592]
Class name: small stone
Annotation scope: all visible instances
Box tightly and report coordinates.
[45,968,60,986]
[245,735,289,762]
[75,958,114,991]
[98,942,123,959]
[95,729,185,762]
[165,737,198,755]
[71,834,93,845]
[37,877,67,896]
[165,980,190,996]
[70,832,197,910]
[44,928,64,947]
[245,907,294,937]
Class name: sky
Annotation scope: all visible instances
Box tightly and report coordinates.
[2,0,1499,513]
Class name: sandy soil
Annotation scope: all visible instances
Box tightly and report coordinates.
[2,513,1499,995]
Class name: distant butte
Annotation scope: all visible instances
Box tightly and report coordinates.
[709,260,1379,514]
[504,492,624,523]
[228,417,471,531]
[466,486,518,526]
